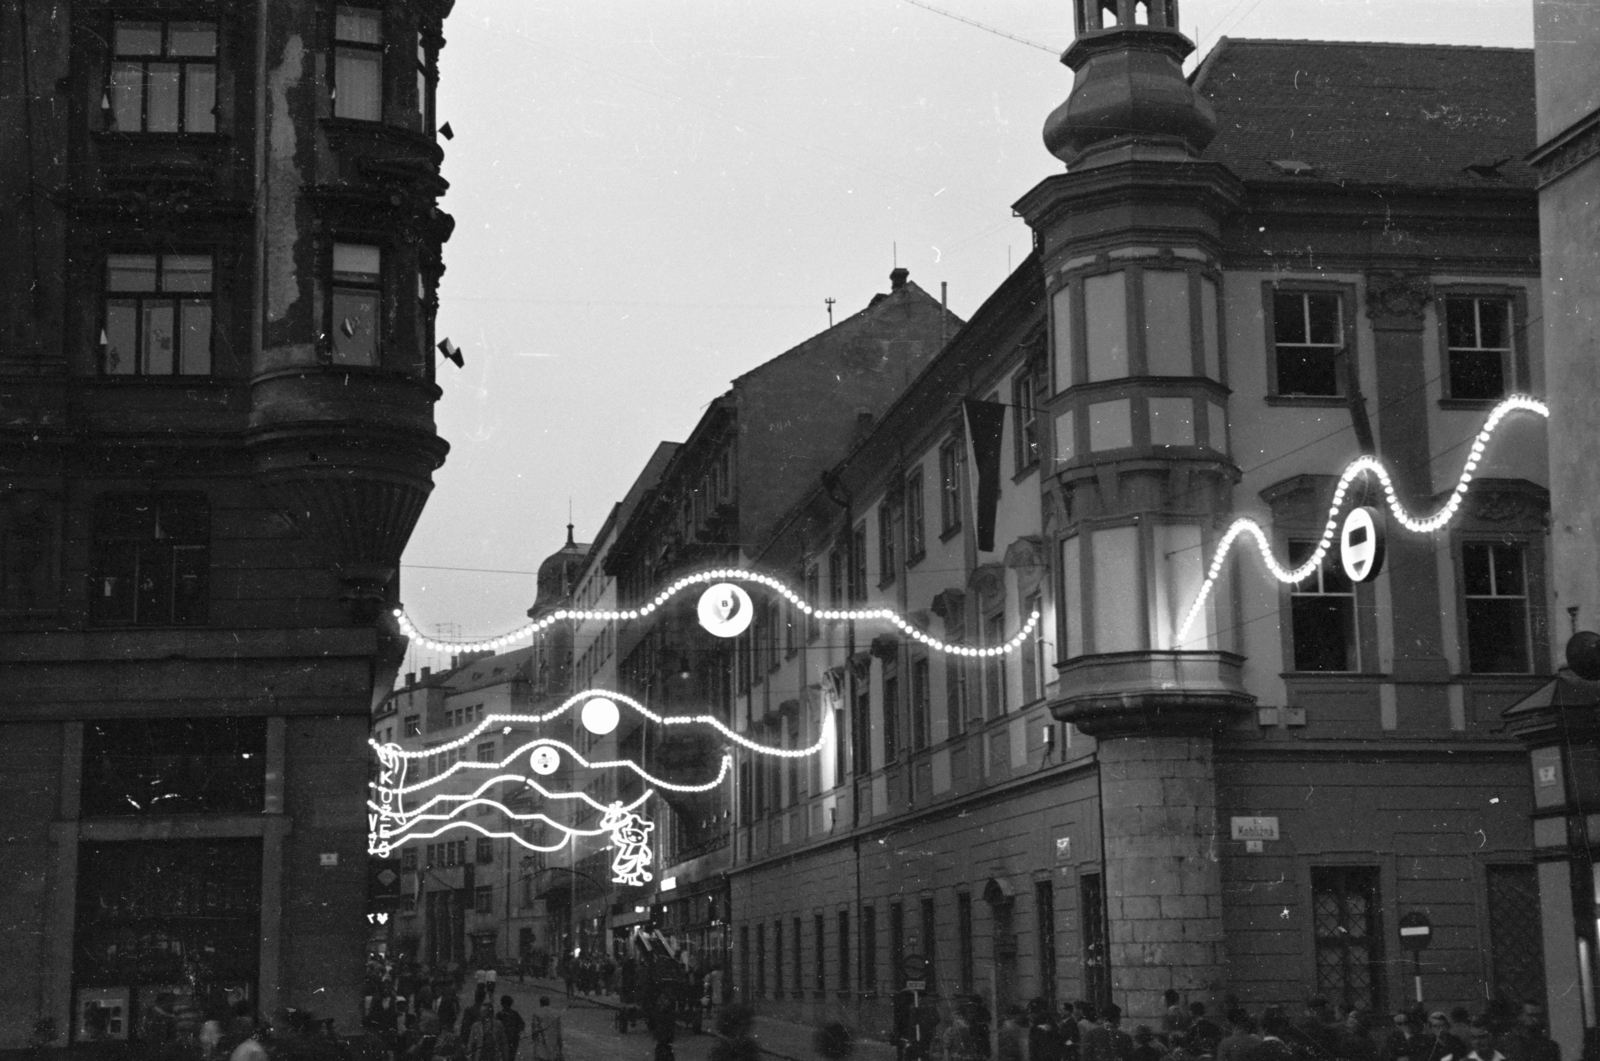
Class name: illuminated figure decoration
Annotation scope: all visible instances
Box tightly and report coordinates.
[366,688,827,883]
[394,570,1041,659]
[698,582,755,637]
[1175,395,1548,644]
[599,803,655,886]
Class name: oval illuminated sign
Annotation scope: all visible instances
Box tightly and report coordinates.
[1340,505,1386,583]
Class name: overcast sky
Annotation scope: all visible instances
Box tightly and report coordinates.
[398,0,1533,675]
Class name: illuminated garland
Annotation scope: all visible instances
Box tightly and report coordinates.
[1175,395,1549,645]
[394,573,1041,659]
[367,688,832,762]
[380,737,731,797]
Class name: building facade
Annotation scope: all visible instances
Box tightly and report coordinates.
[1,0,454,1046]
[720,9,1552,1040]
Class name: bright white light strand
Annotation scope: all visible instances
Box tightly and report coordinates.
[1174,395,1548,645]
[380,737,732,797]
[394,572,1040,659]
[368,688,833,763]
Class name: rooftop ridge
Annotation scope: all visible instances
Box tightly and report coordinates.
[1212,35,1532,53]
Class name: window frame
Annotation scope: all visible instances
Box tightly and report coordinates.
[938,438,964,537]
[1308,864,1386,1013]
[1013,364,1041,474]
[904,468,926,565]
[415,28,437,135]
[1457,536,1540,675]
[909,656,930,751]
[849,523,868,602]
[877,497,897,587]
[332,4,385,123]
[107,18,219,135]
[1436,286,1530,406]
[1286,538,1359,673]
[328,241,383,366]
[102,252,216,377]
[91,493,210,627]
[1261,281,1359,404]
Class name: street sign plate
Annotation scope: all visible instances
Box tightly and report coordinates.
[1398,910,1432,950]
[1230,817,1279,842]
[905,980,927,992]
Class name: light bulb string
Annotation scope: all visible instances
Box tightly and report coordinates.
[1174,395,1548,645]
[394,572,1041,659]
[371,687,834,762]
[370,769,653,822]
[377,736,731,796]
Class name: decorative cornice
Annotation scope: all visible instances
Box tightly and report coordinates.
[1528,108,1600,189]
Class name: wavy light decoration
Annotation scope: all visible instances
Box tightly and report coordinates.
[394,571,1041,659]
[1174,394,1549,645]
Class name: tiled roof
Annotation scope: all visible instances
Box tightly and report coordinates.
[1194,39,1536,190]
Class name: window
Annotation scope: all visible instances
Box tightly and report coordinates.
[1080,873,1108,1008]
[415,34,435,134]
[1021,593,1043,704]
[905,469,926,562]
[850,524,868,601]
[1014,367,1040,471]
[956,892,973,993]
[889,900,905,990]
[1035,880,1057,1007]
[92,494,208,626]
[921,896,937,986]
[773,919,784,996]
[861,904,878,994]
[332,243,382,366]
[815,913,826,993]
[738,925,750,1001]
[1272,290,1344,396]
[1445,297,1513,400]
[945,652,969,737]
[1464,542,1530,673]
[878,501,897,585]
[104,254,213,376]
[476,838,493,864]
[828,550,845,609]
[1311,866,1384,1012]
[984,612,1008,716]
[910,658,930,751]
[939,439,963,533]
[852,686,870,776]
[793,918,804,997]
[1486,864,1547,1009]
[109,20,216,133]
[838,910,851,993]
[805,566,820,642]
[756,923,766,998]
[882,670,899,765]
[476,741,496,762]
[403,715,420,737]
[1288,539,1356,671]
[333,6,383,121]
[81,717,265,816]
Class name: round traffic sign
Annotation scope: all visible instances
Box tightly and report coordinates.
[1398,910,1432,951]
[1340,505,1386,583]
[901,953,927,980]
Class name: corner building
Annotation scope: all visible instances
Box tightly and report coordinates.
[727,4,1553,1040]
[1,0,453,1046]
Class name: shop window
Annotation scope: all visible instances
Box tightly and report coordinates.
[1272,290,1345,397]
[939,439,963,534]
[905,469,926,563]
[1445,296,1513,401]
[1463,541,1530,673]
[92,494,208,626]
[1288,539,1356,671]
[109,20,216,133]
[331,243,381,366]
[1311,865,1384,1012]
[104,253,213,376]
[1014,367,1040,471]
[333,6,383,121]
[81,716,265,817]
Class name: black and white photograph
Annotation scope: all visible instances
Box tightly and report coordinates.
[3,1,1599,1060]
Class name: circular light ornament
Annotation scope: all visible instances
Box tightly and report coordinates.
[1339,505,1386,583]
[529,746,561,776]
[697,582,755,638]
[581,697,621,736]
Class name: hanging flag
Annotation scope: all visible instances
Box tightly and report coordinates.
[962,397,1008,553]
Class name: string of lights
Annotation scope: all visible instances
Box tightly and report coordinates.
[368,771,652,822]
[394,571,1041,658]
[1174,394,1549,645]
[379,737,732,796]
[368,687,833,762]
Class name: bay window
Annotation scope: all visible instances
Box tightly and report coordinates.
[104,253,214,376]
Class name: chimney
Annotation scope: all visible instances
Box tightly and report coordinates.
[890,267,909,291]
[421,666,432,680]
[405,671,416,687]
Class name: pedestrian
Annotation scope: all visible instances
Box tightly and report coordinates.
[999,1005,1031,1061]
[527,998,562,1061]
[1502,1003,1560,1061]
[466,1001,508,1061]
[1427,1012,1467,1061]
[1463,1022,1507,1061]
[1166,992,1192,1040]
[437,990,459,1032]
[496,996,525,1061]
[1249,1011,1297,1061]
[1189,1003,1225,1056]
[1338,1008,1377,1061]
[1383,1011,1428,1061]
[1132,1026,1165,1061]
[709,1003,760,1061]
[1217,1009,1262,1061]
[1029,998,1068,1061]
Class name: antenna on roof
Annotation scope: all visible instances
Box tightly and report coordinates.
[893,242,898,268]
[825,297,836,327]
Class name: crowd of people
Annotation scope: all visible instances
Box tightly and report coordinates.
[355,961,561,1061]
[948,993,1564,1061]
